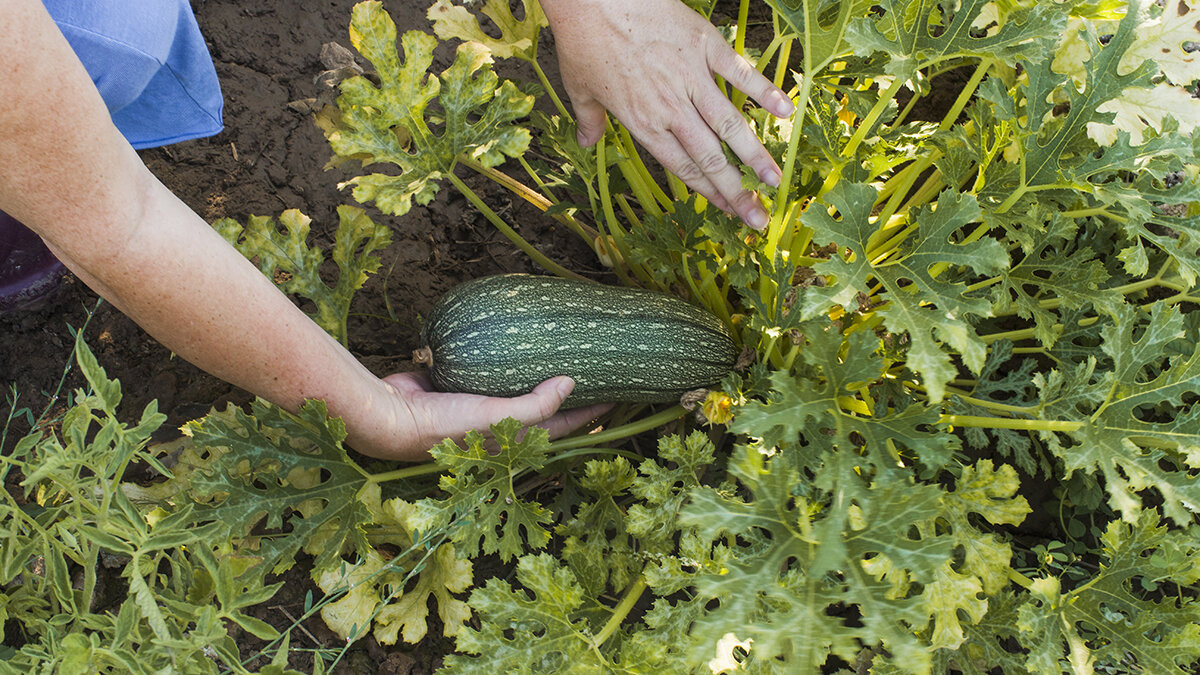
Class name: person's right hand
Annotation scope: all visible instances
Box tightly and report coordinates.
[344,373,611,461]
[540,0,795,230]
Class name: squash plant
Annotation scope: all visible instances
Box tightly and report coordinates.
[5,0,1200,672]
[312,0,1200,671]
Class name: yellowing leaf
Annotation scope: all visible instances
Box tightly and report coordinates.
[325,2,534,216]
[310,483,475,644]
[374,544,473,644]
[1088,83,1200,146]
[427,0,547,61]
[1121,0,1200,84]
[923,562,987,650]
[316,551,385,642]
[707,633,752,674]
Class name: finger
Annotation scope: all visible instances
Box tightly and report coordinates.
[707,39,795,119]
[573,95,608,147]
[694,81,782,188]
[628,126,731,213]
[670,110,768,229]
[492,375,576,426]
[538,402,614,439]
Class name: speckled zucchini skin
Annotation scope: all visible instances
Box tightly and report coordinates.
[420,274,739,407]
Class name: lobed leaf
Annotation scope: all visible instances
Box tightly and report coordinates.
[414,418,554,562]
[325,1,534,215]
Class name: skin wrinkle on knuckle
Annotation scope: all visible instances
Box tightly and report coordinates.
[694,146,730,175]
[713,112,750,146]
[672,159,706,183]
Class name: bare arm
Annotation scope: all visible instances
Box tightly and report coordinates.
[540,0,795,229]
[0,0,599,459]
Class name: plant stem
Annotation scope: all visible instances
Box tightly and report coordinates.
[617,127,673,214]
[940,414,1081,433]
[368,462,444,484]
[550,406,686,451]
[464,158,598,242]
[774,38,794,90]
[447,172,584,281]
[766,71,813,259]
[548,446,645,464]
[730,0,751,110]
[951,393,1039,416]
[840,76,906,160]
[596,134,635,286]
[531,60,572,120]
[593,575,647,648]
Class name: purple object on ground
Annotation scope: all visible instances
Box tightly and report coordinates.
[0,210,67,312]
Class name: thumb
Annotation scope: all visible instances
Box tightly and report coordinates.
[573,98,607,147]
[503,376,575,425]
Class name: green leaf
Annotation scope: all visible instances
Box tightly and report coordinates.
[72,329,121,414]
[950,341,1045,476]
[992,215,1122,347]
[624,197,714,287]
[181,399,371,573]
[847,0,1065,80]
[1017,510,1200,673]
[678,444,1028,671]
[414,418,554,562]
[213,205,391,345]
[557,457,639,597]
[984,2,1176,210]
[442,553,609,674]
[804,184,1006,400]
[1038,303,1200,525]
[763,0,875,72]
[325,1,534,215]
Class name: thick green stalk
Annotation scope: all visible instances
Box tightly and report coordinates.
[773,38,794,90]
[368,462,443,484]
[730,0,752,110]
[531,59,572,120]
[592,575,647,649]
[839,76,906,160]
[948,392,1040,416]
[465,157,598,244]
[765,71,813,259]
[617,127,673,213]
[551,406,687,451]
[940,414,1082,433]
[446,172,584,281]
[596,134,636,286]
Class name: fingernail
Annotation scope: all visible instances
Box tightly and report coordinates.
[747,209,768,230]
[556,377,575,399]
[771,92,795,118]
[762,165,782,188]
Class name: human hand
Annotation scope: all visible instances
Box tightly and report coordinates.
[541,0,795,229]
[346,372,610,461]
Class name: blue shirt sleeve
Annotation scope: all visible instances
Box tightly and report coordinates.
[42,0,224,149]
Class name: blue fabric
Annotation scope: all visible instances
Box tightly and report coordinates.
[43,0,224,149]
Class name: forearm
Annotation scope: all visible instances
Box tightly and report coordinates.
[0,0,401,450]
[1,0,590,461]
[46,179,398,440]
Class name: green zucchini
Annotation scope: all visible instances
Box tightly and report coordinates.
[416,274,739,407]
